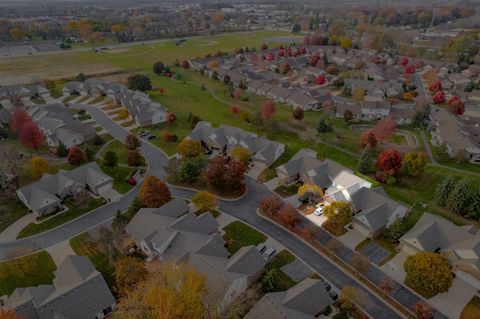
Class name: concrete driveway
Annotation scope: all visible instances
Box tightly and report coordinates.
[100,188,122,203]
[338,228,366,250]
[429,277,477,319]
[380,251,408,283]
[247,162,266,179]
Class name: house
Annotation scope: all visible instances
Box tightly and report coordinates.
[360,100,391,120]
[120,89,167,127]
[267,85,292,103]
[429,108,480,163]
[0,255,116,319]
[285,91,319,110]
[256,82,274,96]
[17,162,112,216]
[244,278,334,319]
[351,187,408,238]
[399,213,480,289]
[27,103,96,148]
[334,103,362,120]
[125,198,267,308]
[187,121,285,168]
[0,85,50,100]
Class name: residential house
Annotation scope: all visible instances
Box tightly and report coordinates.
[285,91,319,110]
[120,89,167,127]
[17,162,112,216]
[27,103,96,148]
[0,255,116,319]
[360,100,391,120]
[400,213,480,289]
[245,278,334,319]
[267,85,292,103]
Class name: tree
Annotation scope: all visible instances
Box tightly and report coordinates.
[104,151,118,167]
[26,156,51,180]
[261,269,278,293]
[338,286,358,314]
[317,118,332,133]
[139,176,171,208]
[404,252,453,294]
[343,110,354,122]
[152,61,165,75]
[360,130,377,149]
[374,117,396,143]
[177,139,203,158]
[162,131,172,142]
[127,74,152,91]
[411,302,433,319]
[117,108,129,120]
[323,201,352,228]
[0,307,25,319]
[57,141,68,157]
[261,100,276,120]
[384,219,406,242]
[179,156,207,183]
[466,187,480,220]
[112,263,208,319]
[377,149,402,175]
[403,151,427,177]
[297,184,323,204]
[326,65,339,75]
[68,147,86,166]
[292,107,304,120]
[358,145,374,174]
[435,176,455,207]
[181,60,190,69]
[125,133,141,150]
[114,257,148,297]
[379,277,393,294]
[428,80,442,93]
[230,146,251,166]
[230,105,239,114]
[340,37,353,49]
[277,204,300,228]
[166,112,177,125]
[432,91,445,104]
[446,179,469,214]
[19,122,44,150]
[447,96,465,115]
[127,150,143,167]
[259,195,284,217]
[0,147,22,189]
[9,26,26,41]
[10,108,31,133]
[206,156,245,193]
[350,254,370,274]
[192,191,216,213]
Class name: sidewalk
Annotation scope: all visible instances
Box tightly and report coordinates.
[0,213,36,243]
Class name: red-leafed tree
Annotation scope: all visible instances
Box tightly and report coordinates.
[315,75,326,85]
[428,80,442,93]
[166,112,177,125]
[303,35,311,45]
[298,47,307,55]
[250,54,259,64]
[67,147,86,166]
[326,65,338,75]
[399,57,409,66]
[360,130,378,149]
[233,89,241,100]
[310,54,320,66]
[278,50,285,57]
[265,53,275,61]
[10,108,31,133]
[127,149,143,167]
[292,107,304,120]
[125,133,141,150]
[206,156,245,193]
[432,91,445,104]
[404,65,416,74]
[261,43,268,51]
[310,30,323,45]
[374,117,396,143]
[282,62,291,74]
[19,122,44,151]
[261,100,276,120]
[230,105,240,114]
[377,149,403,175]
[259,195,284,218]
[277,204,300,228]
[162,131,172,142]
[181,60,190,69]
[447,96,465,115]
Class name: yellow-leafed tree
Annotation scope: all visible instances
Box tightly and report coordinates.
[230,146,251,166]
[176,139,203,159]
[26,156,52,180]
[404,252,453,294]
[192,191,217,213]
[139,176,171,208]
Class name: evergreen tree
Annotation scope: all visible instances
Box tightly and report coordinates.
[317,118,332,133]
[85,146,95,162]
[466,187,480,220]
[446,179,469,214]
[56,141,68,157]
[435,176,454,207]
[357,145,373,174]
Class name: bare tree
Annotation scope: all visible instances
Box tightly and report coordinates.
[0,147,23,190]
[350,254,371,275]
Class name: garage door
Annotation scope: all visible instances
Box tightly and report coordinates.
[97,183,113,193]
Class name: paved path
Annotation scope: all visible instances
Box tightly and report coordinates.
[0,105,449,319]
[0,214,36,243]
[420,130,437,164]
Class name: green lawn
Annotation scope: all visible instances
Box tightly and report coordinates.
[63,94,79,104]
[264,250,297,291]
[70,232,116,288]
[17,197,105,239]
[355,238,398,266]
[99,164,137,194]
[99,140,131,165]
[88,96,106,105]
[0,197,29,233]
[274,184,299,198]
[223,221,267,254]
[0,251,57,296]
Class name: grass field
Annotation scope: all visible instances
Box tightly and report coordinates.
[264,250,297,291]
[0,251,57,296]
[223,220,267,254]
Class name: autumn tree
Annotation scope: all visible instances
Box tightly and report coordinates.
[103,151,118,167]
[114,257,148,297]
[230,146,251,166]
[297,184,323,204]
[152,61,165,75]
[125,133,141,150]
[374,117,396,143]
[411,302,434,319]
[432,91,445,104]
[258,195,284,217]
[340,37,353,49]
[177,139,203,158]
[377,149,402,175]
[26,156,52,179]
[323,201,352,228]
[448,96,465,115]
[192,191,217,213]
[166,112,177,125]
[314,75,326,85]
[261,100,276,121]
[0,307,25,319]
[19,122,44,150]
[67,147,86,166]
[112,263,208,319]
[277,204,300,228]
[350,254,370,275]
[230,105,240,114]
[352,87,365,102]
[10,108,31,133]
[403,151,427,177]
[338,286,358,314]
[292,107,304,120]
[206,156,245,194]
[428,80,442,93]
[116,108,130,120]
[139,176,171,208]
[360,130,377,149]
[404,252,453,294]
[127,150,143,167]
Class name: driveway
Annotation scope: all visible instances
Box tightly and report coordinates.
[380,251,408,284]
[429,277,477,319]
[338,228,366,250]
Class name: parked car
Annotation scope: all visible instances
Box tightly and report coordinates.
[314,204,325,216]
[262,247,276,261]
[323,281,331,291]
[328,291,338,301]
[256,243,266,254]
[146,134,156,140]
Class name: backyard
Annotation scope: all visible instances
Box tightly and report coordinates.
[222,220,267,254]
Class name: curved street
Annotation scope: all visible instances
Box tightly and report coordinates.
[0,105,448,319]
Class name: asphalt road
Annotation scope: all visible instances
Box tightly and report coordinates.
[0,105,446,318]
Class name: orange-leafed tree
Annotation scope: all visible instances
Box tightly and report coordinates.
[0,307,25,319]
[377,149,402,175]
[27,156,52,180]
[125,133,141,150]
[166,112,177,125]
[176,139,203,158]
[114,256,148,297]
[127,149,143,167]
[67,147,86,166]
[261,100,276,120]
[19,122,44,150]
[258,195,284,218]
[139,176,171,208]
[277,204,300,228]
[360,130,378,149]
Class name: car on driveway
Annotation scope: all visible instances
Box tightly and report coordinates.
[328,291,338,301]
[262,247,277,261]
[323,281,331,291]
[314,204,325,216]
